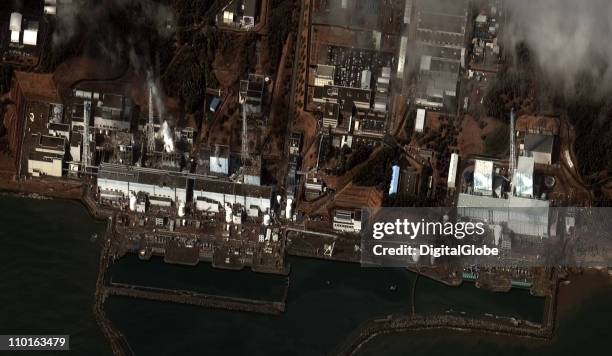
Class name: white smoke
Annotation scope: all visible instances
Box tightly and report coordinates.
[504,0,612,94]
[161,120,174,153]
[146,71,166,119]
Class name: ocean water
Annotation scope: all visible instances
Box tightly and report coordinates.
[0,195,110,355]
[0,195,578,356]
[357,286,612,355]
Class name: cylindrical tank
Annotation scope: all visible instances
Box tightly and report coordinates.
[494,225,502,246]
[285,198,293,220]
[10,13,22,33]
[178,201,185,217]
[129,193,137,211]
[263,214,271,226]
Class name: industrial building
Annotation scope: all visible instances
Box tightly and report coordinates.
[523,134,554,165]
[415,108,426,133]
[197,145,231,176]
[447,153,459,189]
[332,208,362,233]
[413,0,468,109]
[239,74,266,115]
[7,71,62,176]
[309,44,394,139]
[71,89,132,133]
[219,0,260,29]
[389,165,400,195]
[322,102,340,128]
[457,193,550,238]
[473,159,494,195]
[97,163,188,207]
[3,10,45,67]
[514,156,534,198]
[193,179,272,217]
[27,134,65,177]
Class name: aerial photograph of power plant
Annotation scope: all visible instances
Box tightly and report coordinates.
[0,0,611,355]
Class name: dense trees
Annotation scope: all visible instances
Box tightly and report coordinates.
[0,65,12,94]
[563,78,612,178]
[483,42,612,178]
[267,0,298,73]
[354,146,399,188]
[332,142,374,175]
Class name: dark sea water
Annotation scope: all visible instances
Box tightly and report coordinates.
[1,196,610,356]
[0,195,110,355]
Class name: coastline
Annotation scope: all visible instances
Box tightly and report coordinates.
[2,178,609,355]
[343,269,612,355]
[0,177,111,221]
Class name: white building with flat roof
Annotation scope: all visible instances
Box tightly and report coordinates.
[332,209,362,233]
[473,159,494,195]
[97,164,188,206]
[448,153,459,189]
[457,193,550,238]
[515,156,534,198]
[415,108,426,133]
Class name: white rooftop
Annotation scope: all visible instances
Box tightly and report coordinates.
[515,156,534,198]
[474,159,493,195]
[23,29,38,46]
[415,108,426,133]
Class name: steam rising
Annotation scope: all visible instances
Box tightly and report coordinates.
[504,0,612,93]
[147,71,166,119]
[161,120,174,153]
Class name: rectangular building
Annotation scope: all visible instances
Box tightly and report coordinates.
[524,134,554,165]
[97,164,188,205]
[193,179,272,216]
[447,153,459,189]
[514,156,534,198]
[332,209,362,233]
[473,159,494,195]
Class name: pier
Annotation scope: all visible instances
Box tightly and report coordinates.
[93,217,134,356]
[106,282,287,315]
[335,268,561,356]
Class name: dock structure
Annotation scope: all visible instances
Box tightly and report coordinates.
[96,216,291,325]
[106,282,287,315]
[335,269,562,356]
[93,217,134,356]
[113,225,290,276]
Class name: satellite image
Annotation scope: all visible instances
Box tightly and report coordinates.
[0,0,611,355]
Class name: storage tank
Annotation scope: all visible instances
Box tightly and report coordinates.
[285,198,293,220]
[129,192,137,211]
[493,225,502,246]
[177,201,185,217]
[225,206,232,223]
[10,13,22,32]
[263,214,271,226]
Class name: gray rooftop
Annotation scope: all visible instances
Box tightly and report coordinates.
[524,134,554,154]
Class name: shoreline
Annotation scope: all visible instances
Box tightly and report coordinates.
[340,269,612,355]
[3,179,609,355]
[0,177,112,222]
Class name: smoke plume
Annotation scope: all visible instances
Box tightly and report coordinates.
[504,0,612,94]
[53,0,175,67]
[147,71,166,119]
[160,120,174,153]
